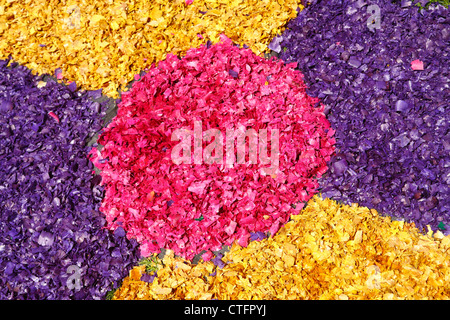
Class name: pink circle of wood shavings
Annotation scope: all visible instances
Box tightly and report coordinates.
[89,35,335,261]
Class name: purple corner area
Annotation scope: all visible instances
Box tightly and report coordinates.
[276,0,449,233]
[0,59,140,299]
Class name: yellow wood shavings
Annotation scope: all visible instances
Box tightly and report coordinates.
[0,0,303,98]
[113,195,450,300]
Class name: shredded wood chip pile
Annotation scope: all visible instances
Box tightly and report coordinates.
[0,0,302,98]
[88,36,335,262]
[113,196,450,300]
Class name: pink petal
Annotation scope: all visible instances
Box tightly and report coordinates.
[269,220,281,236]
[224,221,237,236]
[48,111,59,122]
[237,232,250,247]
[411,59,424,70]
[239,215,255,225]
[201,251,214,261]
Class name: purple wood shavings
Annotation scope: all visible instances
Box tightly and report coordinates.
[0,58,141,300]
[276,0,450,234]
[250,231,268,241]
[140,272,157,283]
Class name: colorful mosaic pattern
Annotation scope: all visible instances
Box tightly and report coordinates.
[0,0,449,300]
